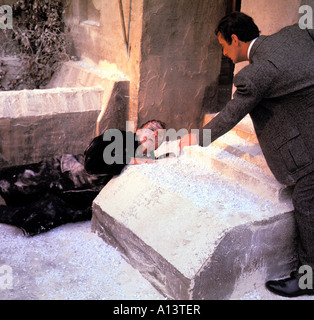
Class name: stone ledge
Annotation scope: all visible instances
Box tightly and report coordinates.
[0,87,103,166]
[0,59,130,166]
[185,144,292,204]
[202,113,292,203]
[47,60,129,87]
[0,87,103,118]
[185,129,293,204]
[203,113,257,141]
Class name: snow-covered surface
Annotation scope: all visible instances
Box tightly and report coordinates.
[0,221,164,300]
[1,220,313,300]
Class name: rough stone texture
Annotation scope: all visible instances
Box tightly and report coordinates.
[0,57,24,91]
[64,0,226,130]
[138,0,226,131]
[64,0,144,125]
[188,136,292,203]
[0,87,103,167]
[0,56,130,168]
[202,115,295,203]
[47,60,129,134]
[192,213,297,300]
[92,142,296,300]
[0,87,103,118]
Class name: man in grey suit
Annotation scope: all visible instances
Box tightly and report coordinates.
[176,12,314,297]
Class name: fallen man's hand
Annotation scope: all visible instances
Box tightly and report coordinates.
[129,157,157,165]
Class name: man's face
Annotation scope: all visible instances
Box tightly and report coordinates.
[218,33,241,64]
[136,128,166,158]
[136,128,157,155]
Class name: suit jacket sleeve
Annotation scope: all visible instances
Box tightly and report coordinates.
[199,60,278,147]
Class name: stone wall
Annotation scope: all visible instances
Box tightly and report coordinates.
[64,0,144,127]
[64,0,226,131]
[137,0,225,131]
[63,0,314,134]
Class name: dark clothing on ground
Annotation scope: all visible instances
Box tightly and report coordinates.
[0,155,111,236]
[0,131,138,236]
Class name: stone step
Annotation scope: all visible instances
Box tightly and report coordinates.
[92,147,296,300]
[200,114,292,203]
[203,113,257,142]
[185,136,292,204]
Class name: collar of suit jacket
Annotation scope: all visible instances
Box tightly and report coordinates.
[247,37,259,60]
[248,36,268,63]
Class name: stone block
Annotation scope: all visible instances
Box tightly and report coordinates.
[92,150,297,300]
[186,134,292,203]
[47,60,129,134]
[201,116,292,203]
[0,87,103,167]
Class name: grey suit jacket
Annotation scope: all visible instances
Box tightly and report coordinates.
[202,25,314,185]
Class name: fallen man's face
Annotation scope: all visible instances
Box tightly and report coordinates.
[136,128,157,155]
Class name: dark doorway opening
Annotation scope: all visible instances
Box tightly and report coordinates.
[215,0,242,113]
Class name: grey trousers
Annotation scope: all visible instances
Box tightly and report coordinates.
[292,171,314,270]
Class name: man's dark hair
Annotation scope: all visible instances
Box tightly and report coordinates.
[138,119,166,130]
[215,12,260,44]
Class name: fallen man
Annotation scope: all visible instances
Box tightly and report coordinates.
[0,120,167,236]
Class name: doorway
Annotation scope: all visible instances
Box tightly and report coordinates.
[216,0,241,112]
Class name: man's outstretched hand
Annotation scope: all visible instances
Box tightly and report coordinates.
[154,140,181,158]
[179,133,198,150]
[154,133,198,159]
